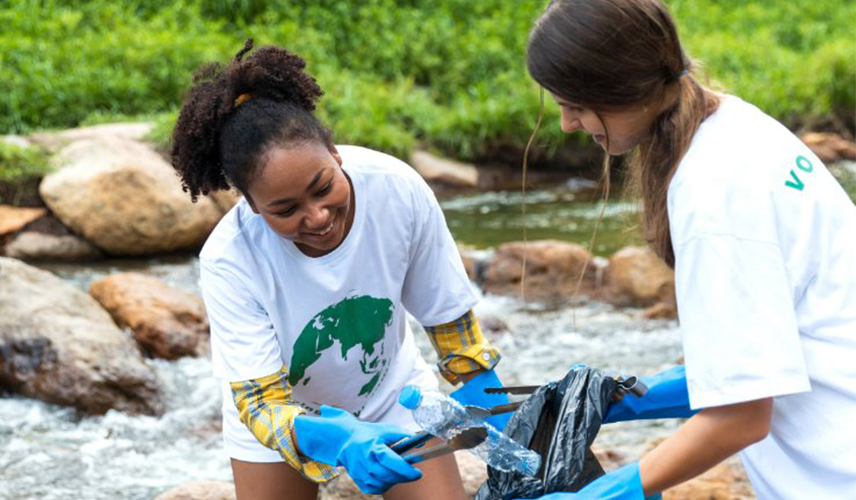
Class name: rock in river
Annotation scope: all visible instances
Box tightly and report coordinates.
[0,257,163,415]
[39,137,222,256]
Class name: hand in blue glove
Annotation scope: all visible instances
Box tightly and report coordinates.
[450,369,512,430]
[514,462,662,500]
[294,405,423,494]
[604,365,698,423]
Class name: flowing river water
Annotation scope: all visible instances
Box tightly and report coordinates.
[0,183,687,500]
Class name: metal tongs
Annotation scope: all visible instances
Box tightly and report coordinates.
[397,427,489,463]
[484,375,648,401]
[391,374,646,462]
[391,401,524,456]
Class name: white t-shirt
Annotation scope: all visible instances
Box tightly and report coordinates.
[199,145,477,420]
[669,95,856,499]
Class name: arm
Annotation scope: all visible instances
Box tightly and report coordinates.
[640,397,772,495]
[423,309,501,385]
[234,368,422,494]
[604,365,698,423]
[519,398,772,500]
[424,309,511,429]
[230,366,338,482]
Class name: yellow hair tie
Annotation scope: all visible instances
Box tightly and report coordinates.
[234,93,253,107]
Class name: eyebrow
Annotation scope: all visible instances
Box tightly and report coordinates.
[266,167,328,207]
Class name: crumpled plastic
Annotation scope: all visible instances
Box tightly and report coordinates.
[474,366,618,499]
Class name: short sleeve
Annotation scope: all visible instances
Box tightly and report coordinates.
[400,179,478,325]
[675,234,811,409]
[200,259,283,382]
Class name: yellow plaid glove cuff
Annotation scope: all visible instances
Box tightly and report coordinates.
[230,367,338,483]
[424,309,502,384]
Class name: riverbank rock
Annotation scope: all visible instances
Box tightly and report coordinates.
[4,231,103,261]
[27,122,155,153]
[484,240,596,303]
[89,272,209,360]
[1,134,33,149]
[0,205,46,237]
[4,212,104,261]
[0,257,163,415]
[800,132,856,164]
[410,150,479,188]
[39,137,222,255]
[153,481,236,500]
[603,246,676,318]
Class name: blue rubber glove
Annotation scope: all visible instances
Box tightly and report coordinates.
[294,405,423,494]
[604,366,698,423]
[514,462,661,500]
[450,369,512,430]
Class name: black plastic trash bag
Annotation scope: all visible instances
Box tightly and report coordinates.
[474,366,618,499]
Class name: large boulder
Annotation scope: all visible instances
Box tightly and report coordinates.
[27,122,155,153]
[603,246,675,310]
[410,150,479,188]
[89,272,209,360]
[39,137,222,255]
[484,240,596,303]
[0,257,163,415]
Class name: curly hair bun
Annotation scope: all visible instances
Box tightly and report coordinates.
[171,39,329,201]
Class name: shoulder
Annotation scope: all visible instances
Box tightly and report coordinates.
[199,197,269,275]
[668,96,815,237]
[338,145,427,190]
[675,95,806,184]
[338,145,434,211]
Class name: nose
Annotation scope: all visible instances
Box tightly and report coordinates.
[304,204,330,229]
[560,108,581,134]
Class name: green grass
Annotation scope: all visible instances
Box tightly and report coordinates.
[2,0,853,162]
[0,141,51,184]
[0,140,52,205]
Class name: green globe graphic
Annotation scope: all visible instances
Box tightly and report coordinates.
[289,295,394,412]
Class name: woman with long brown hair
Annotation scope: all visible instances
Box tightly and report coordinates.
[522,0,856,499]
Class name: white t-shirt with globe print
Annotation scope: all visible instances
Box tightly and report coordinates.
[200,145,477,423]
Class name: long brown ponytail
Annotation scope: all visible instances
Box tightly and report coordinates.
[632,74,720,266]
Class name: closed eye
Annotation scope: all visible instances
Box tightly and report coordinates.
[316,180,333,196]
[275,205,297,217]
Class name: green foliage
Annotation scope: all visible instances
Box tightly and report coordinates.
[1,0,853,162]
[829,164,856,203]
[0,141,51,184]
[672,0,856,123]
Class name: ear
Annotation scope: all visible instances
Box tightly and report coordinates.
[245,194,260,214]
[328,143,343,167]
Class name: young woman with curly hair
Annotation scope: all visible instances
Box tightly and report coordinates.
[171,40,510,500]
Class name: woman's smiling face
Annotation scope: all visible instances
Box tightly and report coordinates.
[246,142,354,257]
[551,92,662,155]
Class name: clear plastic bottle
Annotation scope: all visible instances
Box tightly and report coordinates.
[399,385,541,476]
